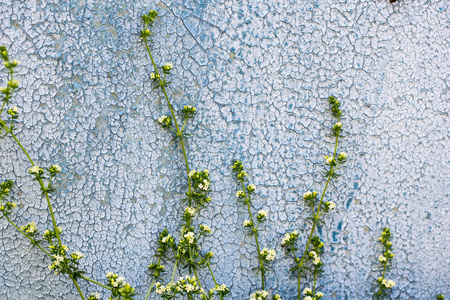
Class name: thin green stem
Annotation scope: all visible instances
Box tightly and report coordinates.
[241,180,265,290]
[376,263,388,300]
[207,264,218,285]
[0,100,6,116]
[143,36,191,195]
[8,131,63,248]
[143,256,162,300]
[171,253,179,283]
[79,275,112,291]
[312,268,318,295]
[297,123,341,299]
[207,263,224,300]
[144,33,203,294]
[70,276,86,300]
[4,214,52,257]
[0,69,13,116]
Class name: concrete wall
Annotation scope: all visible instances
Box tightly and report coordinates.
[0,0,448,299]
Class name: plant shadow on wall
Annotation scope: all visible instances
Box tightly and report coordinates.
[1,7,445,300]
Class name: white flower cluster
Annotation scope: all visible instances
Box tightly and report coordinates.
[281,230,298,246]
[106,272,126,288]
[50,164,62,173]
[150,73,160,80]
[338,152,347,160]
[179,275,199,293]
[260,248,276,262]
[184,232,195,244]
[28,165,42,175]
[249,290,269,300]
[247,184,256,192]
[303,288,323,299]
[303,191,317,200]
[8,106,18,116]
[155,275,199,297]
[185,207,196,217]
[325,201,336,210]
[198,179,210,191]
[20,222,36,234]
[257,210,268,219]
[324,155,333,164]
[157,115,170,125]
[214,283,229,293]
[200,224,211,233]
[88,292,101,300]
[236,190,245,198]
[379,278,395,289]
[155,282,174,295]
[243,220,252,228]
[71,251,84,260]
[48,255,65,271]
[309,251,321,265]
[334,121,343,129]
[378,255,387,263]
[161,234,173,244]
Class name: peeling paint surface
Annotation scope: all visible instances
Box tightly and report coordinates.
[0,0,449,299]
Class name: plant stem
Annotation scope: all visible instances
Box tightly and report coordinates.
[171,255,179,283]
[70,276,86,300]
[0,69,13,116]
[312,268,318,295]
[79,275,112,291]
[4,214,52,257]
[376,263,388,300]
[144,33,206,294]
[9,131,63,248]
[297,120,341,299]
[207,263,224,300]
[241,180,265,290]
[143,256,162,300]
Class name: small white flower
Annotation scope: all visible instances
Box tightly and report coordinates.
[12,106,18,113]
[200,224,211,233]
[52,164,62,172]
[161,234,172,243]
[188,170,196,177]
[185,207,196,217]
[281,233,290,245]
[150,73,156,79]
[28,165,41,174]
[106,272,114,278]
[236,190,245,197]
[326,201,336,210]
[316,291,324,297]
[378,255,387,263]
[386,279,395,288]
[158,116,166,124]
[243,220,252,227]
[324,155,333,164]
[184,232,195,244]
[257,210,268,218]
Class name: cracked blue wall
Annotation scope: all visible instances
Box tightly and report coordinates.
[0,0,449,299]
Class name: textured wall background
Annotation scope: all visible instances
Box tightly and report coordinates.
[0,0,449,299]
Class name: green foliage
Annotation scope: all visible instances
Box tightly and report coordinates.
[374,228,396,300]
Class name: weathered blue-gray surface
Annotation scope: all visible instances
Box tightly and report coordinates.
[0,0,449,299]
